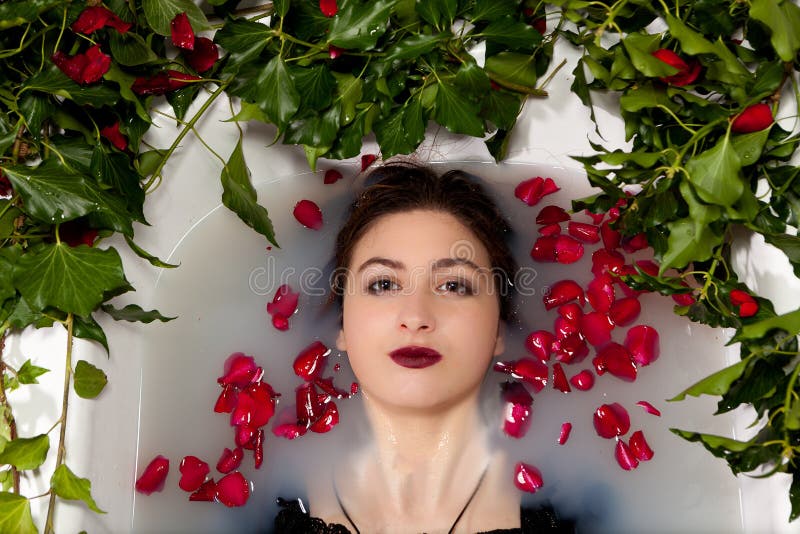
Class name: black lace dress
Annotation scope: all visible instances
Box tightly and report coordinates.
[274,498,575,533]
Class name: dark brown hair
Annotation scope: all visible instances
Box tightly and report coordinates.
[331,162,518,321]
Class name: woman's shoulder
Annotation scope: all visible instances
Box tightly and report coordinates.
[274,498,574,534]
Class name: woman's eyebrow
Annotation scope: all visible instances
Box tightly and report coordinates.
[357,257,404,273]
[356,257,481,273]
[432,257,481,271]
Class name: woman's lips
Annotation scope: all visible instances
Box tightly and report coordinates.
[389,346,443,369]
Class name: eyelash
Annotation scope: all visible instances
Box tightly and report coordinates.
[365,277,475,296]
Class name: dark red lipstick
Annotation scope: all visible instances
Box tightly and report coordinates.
[389,346,443,369]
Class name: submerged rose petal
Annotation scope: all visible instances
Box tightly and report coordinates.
[525,330,555,361]
[581,311,614,347]
[293,199,323,230]
[267,284,299,319]
[558,422,572,445]
[320,0,339,17]
[593,403,630,439]
[543,280,585,310]
[135,455,169,495]
[216,472,251,507]
[361,154,377,171]
[216,447,244,474]
[629,430,654,461]
[314,376,352,399]
[569,370,595,391]
[568,222,600,243]
[218,353,261,388]
[179,456,210,492]
[186,37,219,72]
[624,325,660,366]
[323,169,343,184]
[515,177,559,206]
[636,400,661,417]
[189,479,217,501]
[514,462,544,493]
[536,205,570,225]
[501,381,534,438]
[615,439,639,471]
[494,358,548,393]
[171,12,195,50]
[608,297,641,326]
[293,341,330,382]
[554,235,584,264]
[552,362,570,393]
[530,235,558,262]
[593,342,637,382]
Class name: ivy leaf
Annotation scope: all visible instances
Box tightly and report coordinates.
[0,0,62,30]
[660,183,722,272]
[622,33,679,77]
[50,464,105,513]
[484,52,539,93]
[433,79,485,137]
[385,33,448,62]
[4,161,134,236]
[214,18,273,69]
[328,0,394,50]
[731,129,770,167]
[90,148,146,223]
[220,139,277,247]
[470,0,518,22]
[0,493,36,534]
[750,0,800,62]
[17,360,48,385]
[685,135,744,207]
[108,31,159,66]
[101,303,176,323]
[240,57,300,127]
[103,64,150,123]
[72,314,109,354]
[22,67,119,107]
[0,434,49,470]
[669,358,749,401]
[73,360,107,399]
[141,0,208,36]
[735,308,800,341]
[332,72,363,125]
[375,109,415,158]
[290,65,336,111]
[284,106,341,150]
[6,297,53,330]
[479,17,542,51]
[717,358,785,413]
[13,244,129,317]
[124,236,179,269]
[669,429,753,454]
[19,94,55,140]
[416,0,457,29]
[481,89,523,130]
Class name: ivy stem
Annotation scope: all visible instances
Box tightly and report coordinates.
[44,313,73,534]
[0,331,20,493]
[143,82,230,193]
[782,361,800,448]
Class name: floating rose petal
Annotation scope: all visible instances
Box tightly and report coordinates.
[651,48,701,86]
[608,297,641,326]
[615,439,639,470]
[530,235,558,262]
[100,121,127,151]
[232,381,276,428]
[731,103,773,133]
[178,456,209,492]
[568,222,600,243]
[558,422,572,445]
[272,314,289,331]
[309,401,339,433]
[323,169,343,184]
[584,210,605,224]
[624,325,660,366]
[536,205,570,225]
[515,177,559,206]
[569,370,595,391]
[581,311,614,347]
[218,353,262,388]
[538,223,561,236]
[329,45,344,59]
[296,382,325,424]
[235,424,258,448]
[214,384,238,413]
[72,6,132,34]
[587,274,616,313]
[293,199,323,230]
[494,358,548,393]
[501,381,533,438]
[189,479,216,501]
[350,382,359,395]
[558,303,583,324]
[621,233,649,253]
[514,462,544,493]
[555,235,584,264]
[361,154,377,171]
[135,455,169,495]
[552,363,570,393]
[267,284,299,319]
[525,330,555,361]
[216,447,244,474]
[629,430,654,461]
[593,403,630,439]
[636,400,661,417]
[171,12,195,50]
[593,342,637,381]
[216,472,250,507]
[553,334,589,364]
[272,422,308,439]
[314,376,352,399]
[293,341,329,382]
[600,221,621,250]
[186,37,219,72]
[543,280,585,310]
[591,249,625,277]
[635,260,659,277]
[253,429,265,468]
[320,0,339,17]
[554,316,580,339]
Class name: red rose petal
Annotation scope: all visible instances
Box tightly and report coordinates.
[552,362,570,393]
[636,400,662,417]
[730,289,754,306]
[536,205,570,225]
[738,301,759,317]
[568,222,600,243]
[615,439,639,470]
[515,177,559,206]
[731,103,773,133]
[608,297,641,326]
[672,292,696,306]
[186,37,219,72]
[501,382,533,438]
[171,12,195,50]
[494,358,548,393]
[179,456,210,492]
[320,0,338,17]
[235,424,258,448]
[216,447,244,474]
[525,330,555,361]
[652,48,701,86]
[600,221,621,250]
[584,210,605,224]
[323,169,343,184]
[629,430,655,461]
[329,45,344,59]
[135,455,169,495]
[272,313,289,331]
[530,235,558,262]
[581,311,614,347]
[81,45,111,84]
[558,422,572,445]
[267,284,299,319]
[309,401,339,433]
[591,249,626,277]
[215,472,251,507]
[514,462,544,493]
[624,325,660,366]
[231,381,276,428]
[621,233,649,253]
[59,220,98,248]
[272,422,308,439]
[189,479,217,501]
[100,121,128,151]
[593,402,630,439]
[554,316,580,339]
[361,154,377,171]
[253,429,265,468]
[558,303,583,324]
[543,280,585,310]
[293,199,323,230]
[72,6,131,34]
[569,369,595,391]
[593,342,637,381]
[214,384,239,413]
[293,341,330,382]
[553,333,590,364]
[538,223,561,236]
[218,353,261,388]
[587,274,616,313]
[554,235,584,264]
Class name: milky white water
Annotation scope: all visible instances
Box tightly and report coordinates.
[132,161,744,533]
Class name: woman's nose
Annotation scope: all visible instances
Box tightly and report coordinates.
[397,291,436,332]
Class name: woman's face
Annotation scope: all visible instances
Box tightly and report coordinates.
[336,209,505,412]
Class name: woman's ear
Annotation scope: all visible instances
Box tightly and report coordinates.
[493,321,506,357]
[336,328,347,352]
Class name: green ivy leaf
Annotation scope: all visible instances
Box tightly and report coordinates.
[0,493,36,534]
[13,244,129,317]
[22,67,119,107]
[0,434,49,470]
[19,94,55,140]
[6,297,53,330]
[101,303,176,323]
[4,160,134,236]
[669,358,750,401]
[480,90,523,130]
[16,360,48,385]
[416,0,456,29]
[735,308,800,341]
[0,0,63,31]
[90,148,146,223]
[73,360,107,399]
[241,57,300,127]
[479,17,542,51]
[103,64,150,124]
[433,78,485,137]
[332,72,363,125]
[385,33,448,62]
[622,33,679,77]
[375,109,415,158]
[141,0,208,36]
[291,65,336,111]
[220,139,277,246]
[108,31,159,67]
[124,236,179,269]
[685,135,744,207]
[470,0,518,22]
[750,0,800,62]
[670,429,753,453]
[215,18,273,69]
[72,314,109,354]
[731,129,770,167]
[50,464,105,513]
[328,0,394,50]
[484,52,539,93]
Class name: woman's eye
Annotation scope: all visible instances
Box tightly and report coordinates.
[437,280,474,295]
[367,278,399,294]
